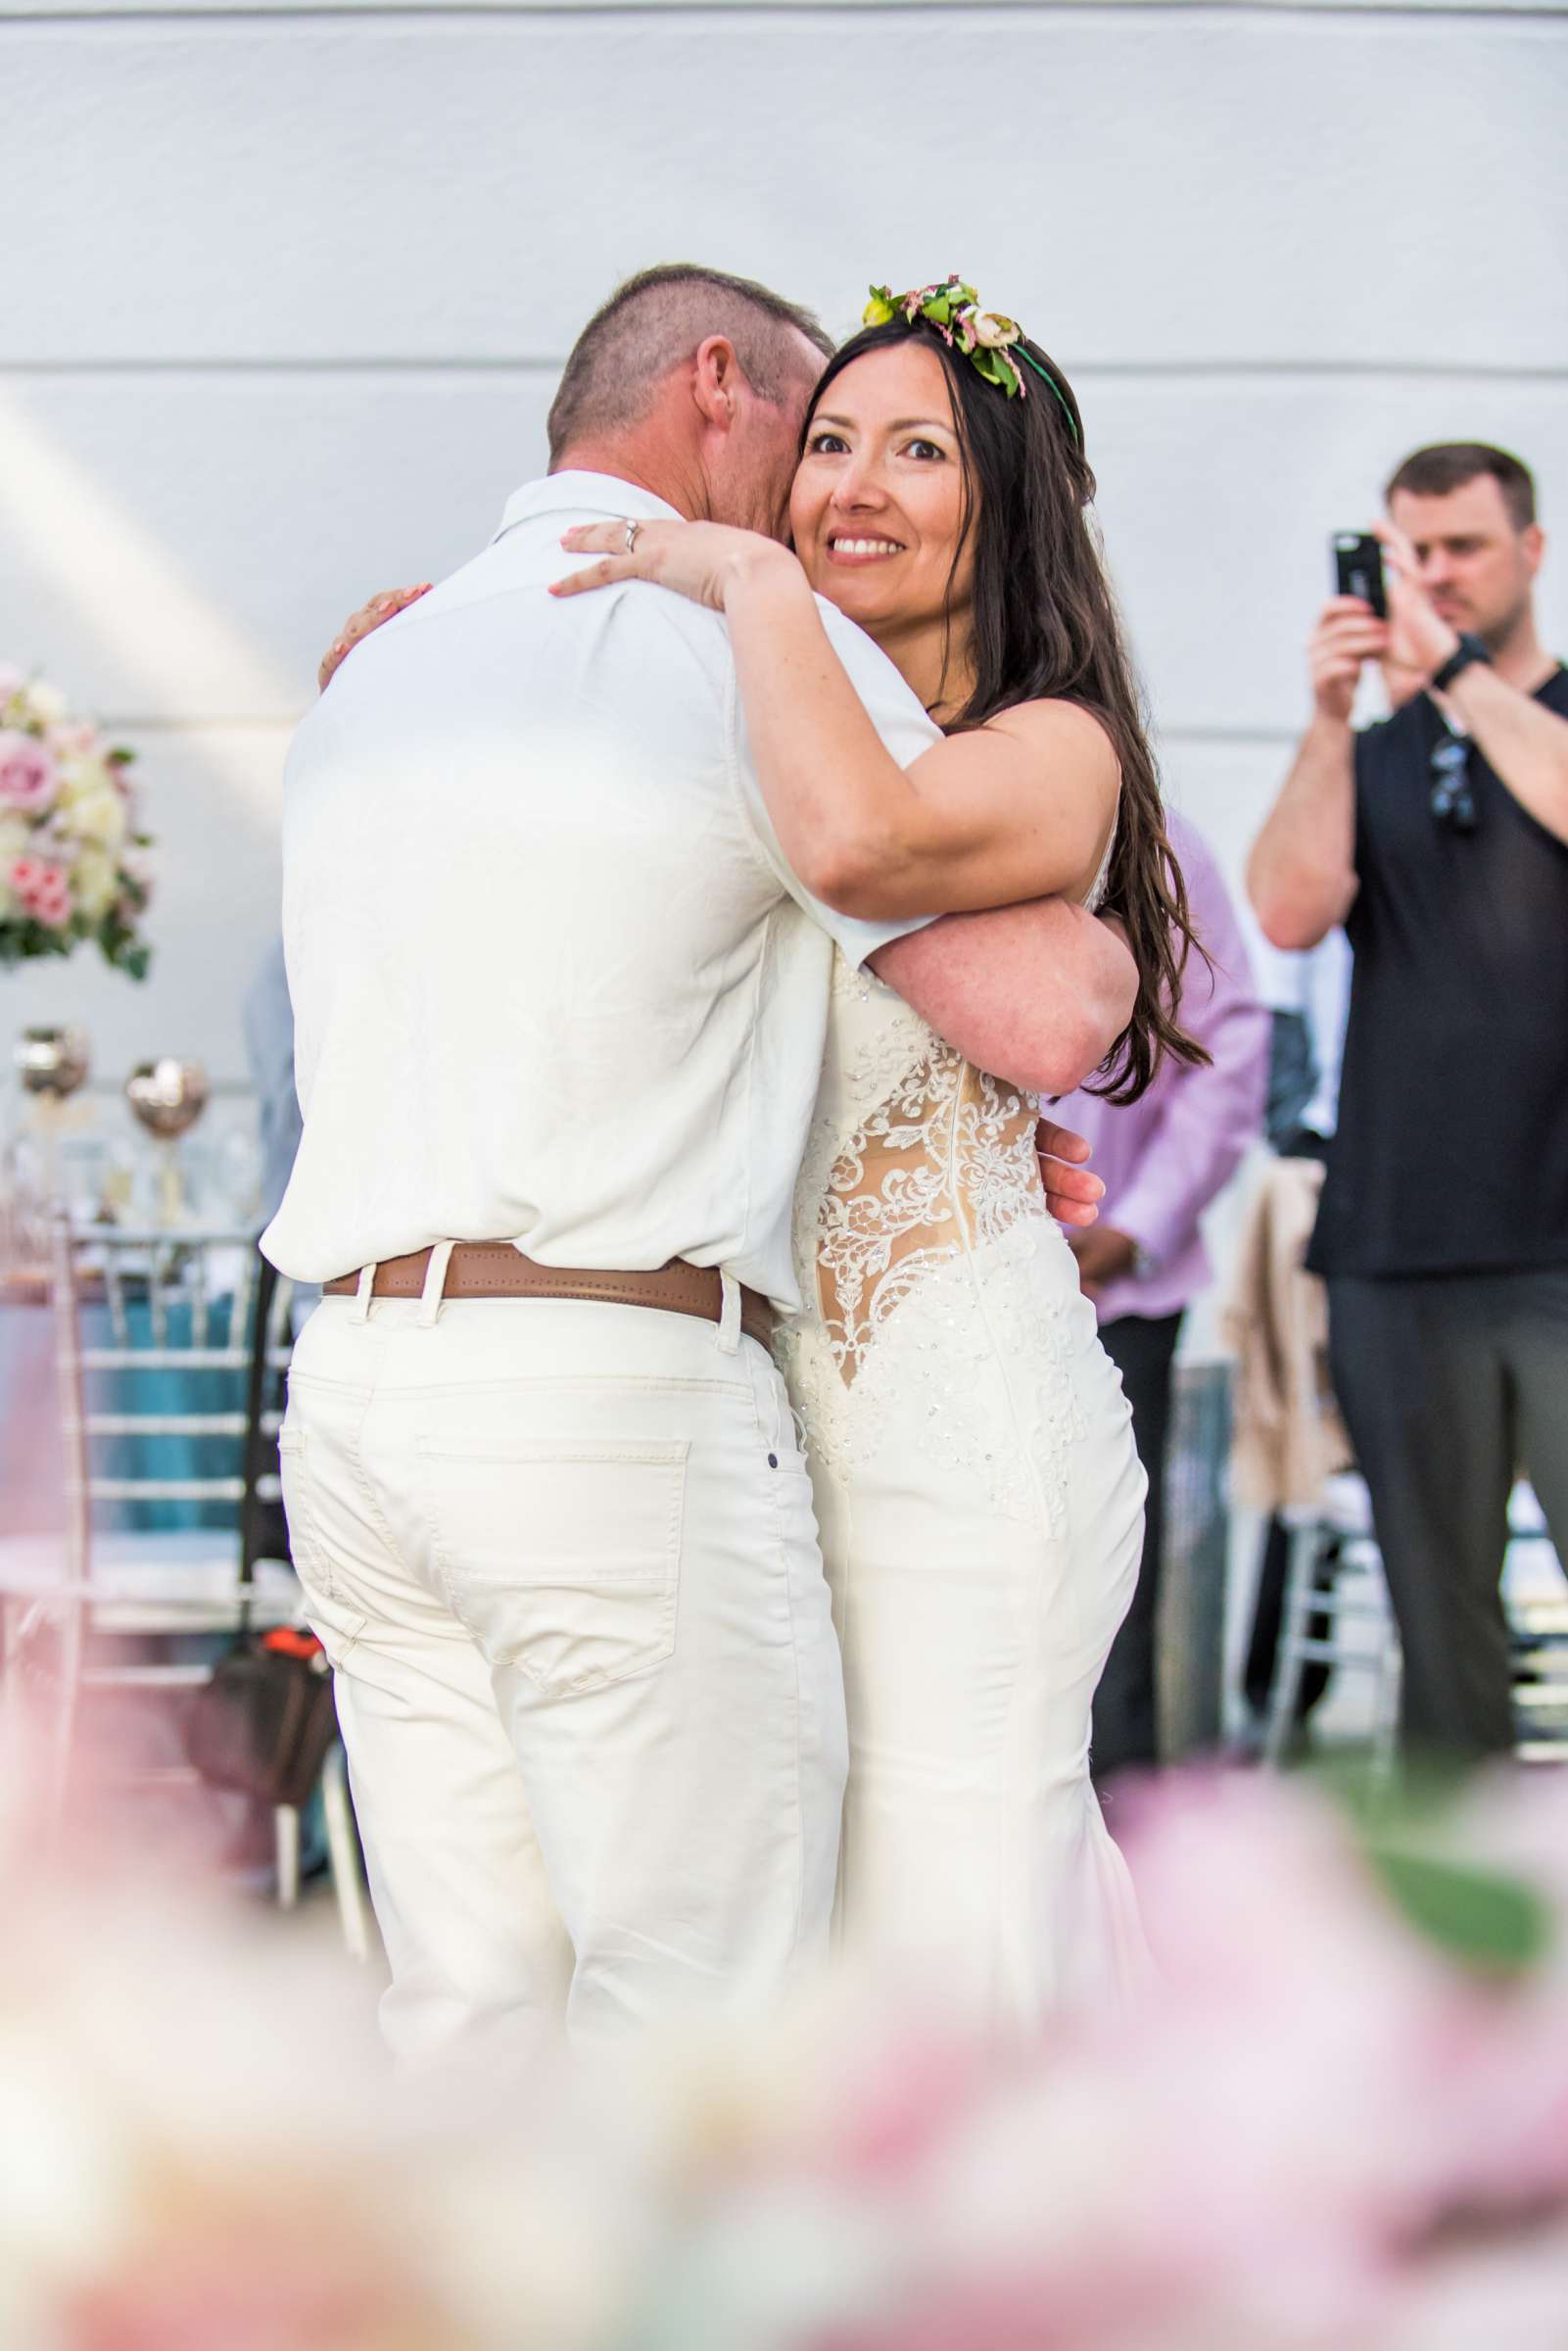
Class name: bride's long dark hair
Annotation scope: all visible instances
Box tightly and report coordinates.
[803,317,1207,1103]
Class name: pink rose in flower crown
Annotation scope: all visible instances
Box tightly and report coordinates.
[0,730,60,815]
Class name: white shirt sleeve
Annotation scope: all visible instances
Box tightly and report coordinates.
[732,597,943,970]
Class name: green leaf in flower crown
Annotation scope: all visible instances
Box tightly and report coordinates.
[924,292,954,327]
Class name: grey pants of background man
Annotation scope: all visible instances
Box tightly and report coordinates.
[1327,1268,1568,1760]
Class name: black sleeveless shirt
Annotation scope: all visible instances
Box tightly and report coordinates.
[1307,664,1568,1278]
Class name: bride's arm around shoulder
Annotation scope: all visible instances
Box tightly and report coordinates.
[551,520,1119,920]
[548,516,1134,1091]
[715,556,1121,923]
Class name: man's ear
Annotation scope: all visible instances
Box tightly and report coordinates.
[691,335,742,431]
[1522,522,1545,581]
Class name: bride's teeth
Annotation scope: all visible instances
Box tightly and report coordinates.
[835,538,901,555]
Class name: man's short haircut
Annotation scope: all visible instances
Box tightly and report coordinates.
[546,264,833,463]
[1385,441,1537,531]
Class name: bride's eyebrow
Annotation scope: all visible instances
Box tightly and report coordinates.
[808,414,955,436]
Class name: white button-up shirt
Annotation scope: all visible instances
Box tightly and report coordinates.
[261,471,939,1309]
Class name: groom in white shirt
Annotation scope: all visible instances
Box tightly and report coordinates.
[265,264,1131,2067]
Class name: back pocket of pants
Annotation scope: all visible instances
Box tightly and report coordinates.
[414,1437,689,1696]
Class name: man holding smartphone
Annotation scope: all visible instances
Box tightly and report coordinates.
[1248,442,1568,1763]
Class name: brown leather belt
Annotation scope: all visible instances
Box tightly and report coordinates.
[323,1244,775,1351]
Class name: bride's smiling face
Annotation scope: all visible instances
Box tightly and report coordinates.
[789,342,976,645]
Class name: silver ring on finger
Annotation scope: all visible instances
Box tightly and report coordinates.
[623,519,641,555]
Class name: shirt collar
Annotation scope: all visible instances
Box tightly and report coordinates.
[493,470,684,544]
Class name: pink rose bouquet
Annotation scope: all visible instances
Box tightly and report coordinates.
[0,668,153,978]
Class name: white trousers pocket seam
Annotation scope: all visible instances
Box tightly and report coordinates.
[414,1437,689,1696]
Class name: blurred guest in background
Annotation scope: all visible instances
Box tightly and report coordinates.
[1238,926,1351,1736]
[1058,809,1268,1780]
[1253,928,1351,1167]
[243,936,302,1229]
[1248,442,1568,1763]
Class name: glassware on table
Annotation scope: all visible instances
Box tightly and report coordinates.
[4,1028,93,1275]
[124,1059,210,1227]
[95,1137,138,1227]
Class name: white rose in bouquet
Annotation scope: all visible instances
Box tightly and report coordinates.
[61,776,128,854]
[22,679,68,725]
[72,845,119,923]
[0,809,34,922]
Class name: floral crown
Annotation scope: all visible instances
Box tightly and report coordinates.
[862,276,1080,447]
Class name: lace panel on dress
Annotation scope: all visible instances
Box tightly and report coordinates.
[815,1044,1044,1389]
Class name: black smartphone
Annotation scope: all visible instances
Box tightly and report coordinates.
[1332,531,1386,618]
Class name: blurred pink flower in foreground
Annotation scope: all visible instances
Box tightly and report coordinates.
[2,1768,1567,2350]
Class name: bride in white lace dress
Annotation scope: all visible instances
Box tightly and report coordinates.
[556,280,1208,2021]
[774,877,1151,2016]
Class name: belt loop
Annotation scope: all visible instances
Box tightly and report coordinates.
[350,1263,377,1324]
[717,1270,741,1356]
[417,1241,454,1327]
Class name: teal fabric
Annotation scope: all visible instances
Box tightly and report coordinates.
[82,1292,245,1532]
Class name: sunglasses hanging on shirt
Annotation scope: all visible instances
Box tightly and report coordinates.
[1428,730,1478,834]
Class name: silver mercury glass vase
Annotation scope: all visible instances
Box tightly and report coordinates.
[9,1027,92,1243]
[125,1058,210,1225]
[15,1024,91,1099]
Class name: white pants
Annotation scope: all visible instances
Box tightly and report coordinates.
[279,1291,844,2068]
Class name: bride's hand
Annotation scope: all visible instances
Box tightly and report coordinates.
[318,583,433,693]
[550,520,795,613]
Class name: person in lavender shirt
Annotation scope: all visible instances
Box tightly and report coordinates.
[1056,810,1269,1781]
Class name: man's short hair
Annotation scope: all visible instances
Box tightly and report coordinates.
[1384,442,1537,531]
[546,264,833,463]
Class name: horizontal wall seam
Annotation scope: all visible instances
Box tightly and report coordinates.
[85,716,300,733]
[80,715,1306,745]
[4,358,1566,381]
[4,3,1566,22]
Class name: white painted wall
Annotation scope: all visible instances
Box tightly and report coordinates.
[4,0,1566,1091]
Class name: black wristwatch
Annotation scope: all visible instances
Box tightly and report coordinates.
[1429,632,1493,695]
